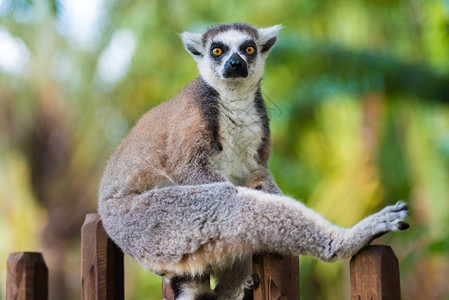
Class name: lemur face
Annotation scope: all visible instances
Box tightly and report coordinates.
[181,23,282,89]
[206,30,256,79]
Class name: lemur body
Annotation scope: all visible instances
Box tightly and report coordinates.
[98,23,409,300]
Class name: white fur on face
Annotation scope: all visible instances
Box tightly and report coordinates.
[182,24,282,97]
[197,30,267,98]
[211,30,252,63]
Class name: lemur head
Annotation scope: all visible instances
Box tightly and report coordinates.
[181,23,282,91]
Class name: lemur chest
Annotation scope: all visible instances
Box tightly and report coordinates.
[210,99,264,186]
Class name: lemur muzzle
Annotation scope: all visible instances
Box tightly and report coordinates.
[223,53,248,78]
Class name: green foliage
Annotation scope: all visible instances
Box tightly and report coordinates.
[0,0,449,299]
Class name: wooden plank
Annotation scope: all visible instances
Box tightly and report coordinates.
[350,245,401,300]
[252,254,300,300]
[6,252,48,300]
[162,279,176,300]
[81,213,124,300]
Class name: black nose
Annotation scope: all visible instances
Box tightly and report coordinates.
[230,59,242,69]
[223,53,248,78]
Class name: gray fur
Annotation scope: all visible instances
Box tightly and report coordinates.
[98,23,409,300]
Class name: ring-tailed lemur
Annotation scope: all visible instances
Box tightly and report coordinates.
[98,23,409,300]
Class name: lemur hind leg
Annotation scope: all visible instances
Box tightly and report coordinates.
[100,181,409,265]
[167,275,216,300]
[213,255,258,300]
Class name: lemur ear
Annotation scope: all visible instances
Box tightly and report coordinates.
[258,24,283,53]
[181,32,204,59]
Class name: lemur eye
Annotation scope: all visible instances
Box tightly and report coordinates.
[212,48,223,56]
[245,46,255,54]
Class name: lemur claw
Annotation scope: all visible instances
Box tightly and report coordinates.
[397,221,409,231]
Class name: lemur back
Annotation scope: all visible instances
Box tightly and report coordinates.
[98,23,409,300]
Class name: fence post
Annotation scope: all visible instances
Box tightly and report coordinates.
[81,213,124,300]
[350,245,401,300]
[6,252,48,300]
[252,254,300,300]
[162,279,176,300]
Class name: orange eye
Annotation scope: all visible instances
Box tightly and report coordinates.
[245,46,255,54]
[212,48,223,56]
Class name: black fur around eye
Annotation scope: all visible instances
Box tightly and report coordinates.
[239,40,257,56]
[209,43,228,58]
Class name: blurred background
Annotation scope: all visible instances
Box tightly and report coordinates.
[1,0,448,299]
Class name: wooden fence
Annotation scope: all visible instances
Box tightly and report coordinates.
[5,213,402,300]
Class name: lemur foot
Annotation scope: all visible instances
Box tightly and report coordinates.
[373,201,409,232]
[242,274,259,300]
[360,201,410,246]
[244,274,259,290]
[216,273,259,300]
